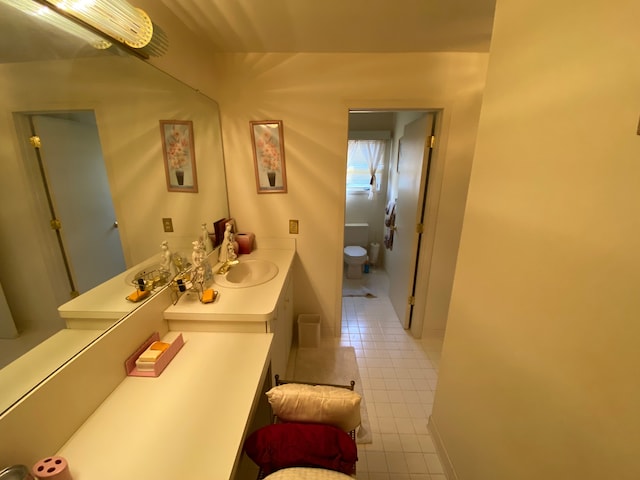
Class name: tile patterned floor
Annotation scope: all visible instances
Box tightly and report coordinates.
[328,269,446,479]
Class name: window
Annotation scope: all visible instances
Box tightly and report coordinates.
[346,139,386,196]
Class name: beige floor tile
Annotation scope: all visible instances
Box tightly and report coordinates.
[338,270,446,477]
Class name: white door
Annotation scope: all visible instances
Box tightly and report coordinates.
[387,113,435,329]
[32,113,126,294]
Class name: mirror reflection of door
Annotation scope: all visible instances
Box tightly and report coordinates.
[26,111,126,303]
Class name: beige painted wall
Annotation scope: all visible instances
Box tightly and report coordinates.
[207,52,488,336]
[431,1,640,479]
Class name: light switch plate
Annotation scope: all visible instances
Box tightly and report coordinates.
[162,217,174,232]
[289,219,299,234]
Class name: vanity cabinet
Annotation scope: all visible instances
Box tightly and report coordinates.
[268,273,293,385]
[0,242,295,479]
[162,243,296,387]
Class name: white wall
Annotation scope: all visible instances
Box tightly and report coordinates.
[207,52,488,336]
[345,189,388,265]
[431,1,640,478]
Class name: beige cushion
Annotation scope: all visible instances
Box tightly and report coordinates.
[266,383,361,432]
[265,467,354,479]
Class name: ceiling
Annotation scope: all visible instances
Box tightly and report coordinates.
[0,0,497,65]
[160,0,497,53]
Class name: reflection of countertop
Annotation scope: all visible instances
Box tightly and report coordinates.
[58,256,163,322]
[163,241,295,325]
[58,331,273,480]
[0,328,103,414]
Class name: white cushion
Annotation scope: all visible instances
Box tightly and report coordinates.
[266,383,362,432]
[265,467,353,479]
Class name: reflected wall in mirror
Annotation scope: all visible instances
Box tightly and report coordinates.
[0,2,229,415]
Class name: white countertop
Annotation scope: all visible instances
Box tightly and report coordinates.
[58,331,273,480]
[163,245,295,323]
[57,256,164,320]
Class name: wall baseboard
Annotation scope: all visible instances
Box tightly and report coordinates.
[428,415,459,480]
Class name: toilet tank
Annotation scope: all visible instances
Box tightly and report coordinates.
[344,223,369,246]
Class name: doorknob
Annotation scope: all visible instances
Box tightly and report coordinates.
[113,221,119,228]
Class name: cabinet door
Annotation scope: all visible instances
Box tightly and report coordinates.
[282,277,294,360]
[269,276,293,384]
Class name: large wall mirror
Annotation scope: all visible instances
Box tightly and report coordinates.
[0,2,229,415]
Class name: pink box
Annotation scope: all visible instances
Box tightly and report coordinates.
[125,332,184,377]
[236,233,255,254]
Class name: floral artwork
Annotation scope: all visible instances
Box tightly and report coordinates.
[251,120,287,193]
[160,120,198,192]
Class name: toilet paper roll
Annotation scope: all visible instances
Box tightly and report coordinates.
[32,456,72,480]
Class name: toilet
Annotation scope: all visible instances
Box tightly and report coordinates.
[344,223,369,279]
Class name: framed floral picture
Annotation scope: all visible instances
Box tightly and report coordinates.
[160,120,198,193]
[250,120,287,193]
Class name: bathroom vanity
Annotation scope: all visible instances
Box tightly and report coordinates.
[164,243,294,330]
[164,239,295,385]
[0,240,296,480]
[57,331,273,480]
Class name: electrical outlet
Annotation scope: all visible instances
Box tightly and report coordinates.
[162,217,174,232]
[289,219,299,234]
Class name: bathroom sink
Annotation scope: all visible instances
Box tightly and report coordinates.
[214,259,278,288]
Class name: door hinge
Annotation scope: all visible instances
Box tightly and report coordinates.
[408,295,415,306]
[416,223,424,234]
[429,135,435,148]
[29,135,41,148]
[50,219,62,230]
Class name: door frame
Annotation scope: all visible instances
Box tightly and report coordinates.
[338,106,444,339]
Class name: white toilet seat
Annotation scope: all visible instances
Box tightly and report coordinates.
[344,246,367,279]
[344,246,367,260]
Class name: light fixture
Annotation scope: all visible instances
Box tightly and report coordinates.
[44,0,154,49]
[3,0,167,56]
[2,0,112,49]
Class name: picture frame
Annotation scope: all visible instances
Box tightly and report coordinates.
[160,120,198,193]
[250,120,287,193]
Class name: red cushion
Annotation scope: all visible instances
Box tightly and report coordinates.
[244,422,357,475]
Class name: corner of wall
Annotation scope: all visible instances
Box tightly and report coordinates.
[428,415,458,480]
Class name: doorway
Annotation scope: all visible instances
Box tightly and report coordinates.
[343,110,438,337]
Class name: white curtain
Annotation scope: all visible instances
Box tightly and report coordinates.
[351,140,385,200]
[347,140,360,171]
